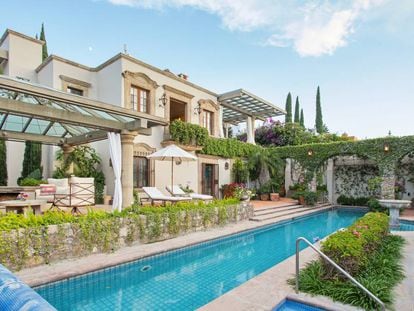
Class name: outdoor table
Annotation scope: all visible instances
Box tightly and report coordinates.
[0,200,45,216]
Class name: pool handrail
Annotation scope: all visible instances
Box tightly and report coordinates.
[295,237,386,311]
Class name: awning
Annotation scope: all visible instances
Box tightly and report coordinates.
[0,76,167,146]
[218,89,285,124]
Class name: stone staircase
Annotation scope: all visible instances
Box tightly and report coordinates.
[250,202,331,222]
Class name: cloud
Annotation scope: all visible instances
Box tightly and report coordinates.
[106,0,387,56]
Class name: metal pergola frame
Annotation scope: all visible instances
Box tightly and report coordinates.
[218,89,285,124]
[0,76,167,146]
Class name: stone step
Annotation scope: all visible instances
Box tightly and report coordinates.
[253,202,299,213]
[253,204,304,216]
[249,206,318,222]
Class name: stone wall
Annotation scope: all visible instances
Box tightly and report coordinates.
[0,203,253,271]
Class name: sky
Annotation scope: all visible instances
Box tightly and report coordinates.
[1,0,414,138]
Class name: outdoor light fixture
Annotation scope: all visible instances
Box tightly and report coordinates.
[194,103,202,115]
[307,149,314,156]
[159,93,167,107]
[384,143,390,152]
[224,162,229,170]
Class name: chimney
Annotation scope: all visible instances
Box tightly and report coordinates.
[178,73,188,80]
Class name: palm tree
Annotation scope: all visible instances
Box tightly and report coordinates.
[248,149,284,188]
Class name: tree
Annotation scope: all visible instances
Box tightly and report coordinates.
[294,96,300,123]
[315,86,325,134]
[19,141,42,184]
[40,23,48,61]
[300,109,305,127]
[0,140,7,186]
[285,93,292,123]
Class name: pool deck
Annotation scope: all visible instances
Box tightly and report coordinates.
[17,204,331,287]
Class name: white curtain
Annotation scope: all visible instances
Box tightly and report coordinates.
[108,132,122,212]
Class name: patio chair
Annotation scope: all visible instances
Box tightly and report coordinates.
[166,185,213,202]
[52,177,95,214]
[142,187,192,206]
[35,178,70,204]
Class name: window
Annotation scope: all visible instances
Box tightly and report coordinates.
[133,156,149,188]
[67,86,84,96]
[130,86,149,113]
[203,110,214,135]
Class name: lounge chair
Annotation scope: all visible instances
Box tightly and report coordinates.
[142,187,192,206]
[166,185,214,201]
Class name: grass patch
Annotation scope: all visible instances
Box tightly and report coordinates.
[291,235,405,310]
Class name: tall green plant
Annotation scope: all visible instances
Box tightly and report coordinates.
[294,96,300,123]
[19,142,42,184]
[0,140,7,186]
[315,86,325,134]
[39,23,48,61]
[248,149,284,186]
[232,158,249,183]
[300,109,305,127]
[285,92,292,123]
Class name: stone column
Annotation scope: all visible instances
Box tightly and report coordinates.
[285,159,293,194]
[326,158,335,203]
[61,144,74,175]
[121,130,137,208]
[246,116,256,144]
[218,106,225,138]
[380,169,396,199]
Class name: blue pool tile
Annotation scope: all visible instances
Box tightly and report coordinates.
[35,209,364,311]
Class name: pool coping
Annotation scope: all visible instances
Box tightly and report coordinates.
[17,205,348,287]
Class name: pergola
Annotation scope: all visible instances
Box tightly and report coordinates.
[218,89,285,143]
[0,76,167,208]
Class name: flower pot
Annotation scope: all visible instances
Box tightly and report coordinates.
[260,193,270,201]
[240,194,250,201]
[298,195,305,205]
[270,193,280,201]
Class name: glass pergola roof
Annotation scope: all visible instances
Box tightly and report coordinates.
[0,76,167,145]
[218,89,285,124]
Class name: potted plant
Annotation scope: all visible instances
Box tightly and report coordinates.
[258,182,271,201]
[269,179,280,201]
[289,182,306,203]
[302,190,318,206]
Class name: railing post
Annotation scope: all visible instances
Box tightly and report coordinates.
[295,239,300,294]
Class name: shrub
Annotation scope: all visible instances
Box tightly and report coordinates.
[169,119,208,146]
[367,198,386,212]
[232,158,249,183]
[221,183,243,198]
[302,191,318,206]
[336,195,370,206]
[19,178,47,186]
[321,212,389,276]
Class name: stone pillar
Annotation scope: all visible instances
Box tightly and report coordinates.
[61,144,74,175]
[326,158,335,203]
[310,172,317,192]
[380,169,396,199]
[246,116,255,144]
[224,123,229,138]
[285,159,293,194]
[218,106,225,138]
[121,130,137,208]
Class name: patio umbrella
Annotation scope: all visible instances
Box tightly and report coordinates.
[147,144,197,191]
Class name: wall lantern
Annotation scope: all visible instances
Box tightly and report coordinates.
[224,162,229,170]
[159,93,168,107]
[383,143,390,152]
[307,149,314,156]
[194,103,202,115]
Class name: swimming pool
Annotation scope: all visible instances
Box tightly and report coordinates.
[36,209,364,310]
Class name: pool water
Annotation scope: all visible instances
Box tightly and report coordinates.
[274,299,327,311]
[36,209,364,311]
[396,220,414,231]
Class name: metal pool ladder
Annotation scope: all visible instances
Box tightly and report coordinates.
[295,237,386,311]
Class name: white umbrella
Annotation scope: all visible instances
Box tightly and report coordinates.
[147,144,197,190]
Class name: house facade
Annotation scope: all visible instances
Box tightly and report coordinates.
[0,29,284,206]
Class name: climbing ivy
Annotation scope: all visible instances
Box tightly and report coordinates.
[201,137,261,158]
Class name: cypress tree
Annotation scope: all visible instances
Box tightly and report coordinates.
[300,109,305,127]
[294,96,300,123]
[315,86,324,133]
[40,23,48,61]
[0,140,7,186]
[285,92,292,123]
[20,142,42,182]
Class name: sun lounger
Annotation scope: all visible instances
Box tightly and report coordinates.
[142,187,192,205]
[166,185,214,201]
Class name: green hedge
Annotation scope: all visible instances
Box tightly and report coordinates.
[201,137,261,158]
[169,119,208,146]
[321,212,389,276]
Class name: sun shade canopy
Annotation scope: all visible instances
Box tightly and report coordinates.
[0,76,167,146]
[147,144,197,161]
[218,89,285,124]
